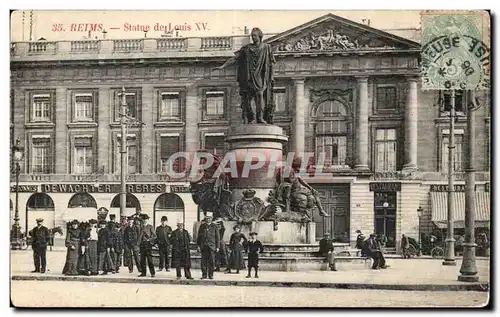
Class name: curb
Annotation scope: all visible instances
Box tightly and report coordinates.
[11,275,489,292]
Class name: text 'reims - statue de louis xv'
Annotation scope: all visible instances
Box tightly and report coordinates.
[214,27,276,124]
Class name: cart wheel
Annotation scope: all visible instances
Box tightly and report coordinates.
[431,247,444,259]
[408,244,417,257]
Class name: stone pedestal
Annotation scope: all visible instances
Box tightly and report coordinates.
[225,124,288,204]
[193,220,316,244]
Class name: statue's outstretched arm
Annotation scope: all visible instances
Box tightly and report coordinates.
[214,50,241,70]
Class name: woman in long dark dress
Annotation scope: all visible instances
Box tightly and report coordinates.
[79,219,99,275]
[226,225,247,274]
[63,219,81,276]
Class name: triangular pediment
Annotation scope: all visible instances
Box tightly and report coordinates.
[265,13,420,53]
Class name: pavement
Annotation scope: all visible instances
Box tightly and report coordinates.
[10,250,490,292]
[11,281,490,308]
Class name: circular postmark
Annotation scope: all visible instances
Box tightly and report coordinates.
[421,35,490,90]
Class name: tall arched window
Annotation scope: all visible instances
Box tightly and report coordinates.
[110,193,141,211]
[314,100,350,166]
[67,193,97,208]
[153,193,185,227]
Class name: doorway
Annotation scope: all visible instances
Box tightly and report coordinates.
[373,192,397,247]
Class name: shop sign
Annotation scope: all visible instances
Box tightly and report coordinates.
[170,185,191,193]
[41,183,167,193]
[430,184,483,192]
[10,185,38,192]
[369,182,401,192]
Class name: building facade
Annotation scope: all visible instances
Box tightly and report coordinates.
[10,14,491,249]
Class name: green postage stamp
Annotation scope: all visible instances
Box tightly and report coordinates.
[421,10,490,90]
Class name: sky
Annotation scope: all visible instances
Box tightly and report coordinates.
[10,10,422,42]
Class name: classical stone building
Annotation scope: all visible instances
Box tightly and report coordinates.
[10,14,490,249]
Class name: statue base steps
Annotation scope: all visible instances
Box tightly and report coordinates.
[151,243,364,272]
[193,221,316,244]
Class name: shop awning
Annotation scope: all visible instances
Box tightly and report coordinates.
[430,192,490,229]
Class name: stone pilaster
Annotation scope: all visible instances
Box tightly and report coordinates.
[403,77,419,171]
[97,87,110,172]
[54,87,67,173]
[355,76,369,171]
[185,85,199,155]
[293,78,306,157]
[141,84,154,173]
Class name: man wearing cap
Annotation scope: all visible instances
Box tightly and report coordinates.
[138,214,156,277]
[318,232,337,271]
[124,216,141,273]
[156,216,172,272]
[28,218,51,273]
[170,222,193,279]
[196,216,220,279]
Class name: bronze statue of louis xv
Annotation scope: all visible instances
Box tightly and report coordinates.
[214,27,276,124]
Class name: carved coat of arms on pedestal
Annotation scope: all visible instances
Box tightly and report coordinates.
[233,188,265,223]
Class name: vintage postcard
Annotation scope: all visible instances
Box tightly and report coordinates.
[9,9,490,308]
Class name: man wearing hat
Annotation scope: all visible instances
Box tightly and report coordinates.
[138,214,156,277]
[156,216,172,272]
[124,216,141,273]
[366,233,389,270]
[214,218,228,272]
[28,218,51,273]
[318,232,337,271]
[97,220,115,275]
[170,222,193,279]
[196,216,220,279]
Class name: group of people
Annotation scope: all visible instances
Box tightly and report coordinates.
[29,213,195,279]
[317,230,390,271]
[29,214,265,280]
[197,216,264,279]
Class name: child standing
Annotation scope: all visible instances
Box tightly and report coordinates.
[245,232,264,278]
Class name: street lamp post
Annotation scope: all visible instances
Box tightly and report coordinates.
[10,138,24,250]
[458,90,479,282]
[443,90,456,266]
[417,206,423,256]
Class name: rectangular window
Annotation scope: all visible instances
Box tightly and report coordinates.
[206,91,225,116]
[115,91,140,121]
[32,94,51,122]
[74,137,93,174]
[315,136,347,166]
[273,88,286,113]
[376,86,397,110]
[116,136,137,174]
[159,92,180,119]
[74,93,94,121]
[374,128,397,172]
[441,134,464,172]
[440,90,465,113]
[204,134,225,157]
[160,135,183,173]
[32,137,51,174]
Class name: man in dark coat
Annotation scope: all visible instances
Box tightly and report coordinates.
[170,222,193,280]
[156,216,172,272]
[124,216,142,273]
[29,218,51,273]
[97,220,114,275]
[111,222,124,272]
[138,214,156,277]
[366,233,389,270]
[196,216,220,279]
[318,232,337,271]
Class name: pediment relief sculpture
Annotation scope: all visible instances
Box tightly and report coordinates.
[275,29,396,52]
